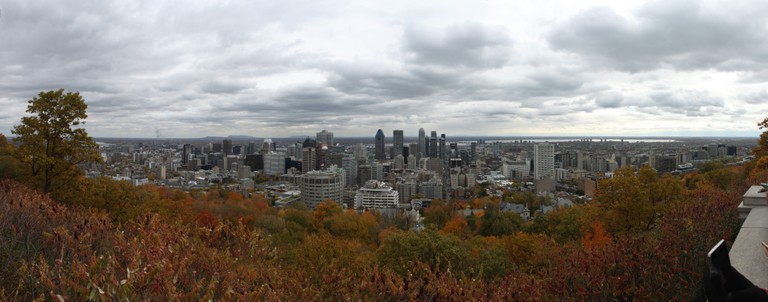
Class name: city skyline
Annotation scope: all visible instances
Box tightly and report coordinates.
[2,0,768,138]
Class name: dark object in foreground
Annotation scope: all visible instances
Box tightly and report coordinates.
[693,239,768,301]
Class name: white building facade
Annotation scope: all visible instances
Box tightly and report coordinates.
[355,180,399,209]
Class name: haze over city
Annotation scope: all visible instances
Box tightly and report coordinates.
[1,0,767,138]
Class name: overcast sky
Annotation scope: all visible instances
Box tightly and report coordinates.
[1,0,767,138]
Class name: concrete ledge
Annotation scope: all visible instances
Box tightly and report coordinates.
[742,185,766,206]
[738,201,753,219]
[731,202,768,288]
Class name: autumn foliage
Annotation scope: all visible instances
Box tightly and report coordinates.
[0,157,752,300]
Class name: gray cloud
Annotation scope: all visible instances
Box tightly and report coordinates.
[403,23,513,69]
[649,90,723,109]
[519,70,585,97]
[328,67,439,100]
[741,90,768,104]
[594,92,624,108]
[0,0,763,137]
[547,0,768,72]
[198,81,253,95]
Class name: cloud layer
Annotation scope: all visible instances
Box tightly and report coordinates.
[0,0,766,138]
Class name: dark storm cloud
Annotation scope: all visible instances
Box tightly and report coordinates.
[403,23,513,69]
[547,0,768,72]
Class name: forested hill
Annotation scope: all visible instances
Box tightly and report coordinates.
[0,162,750,300]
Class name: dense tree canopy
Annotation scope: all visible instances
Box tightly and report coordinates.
[11,90,100,198]
[0,134,26,181]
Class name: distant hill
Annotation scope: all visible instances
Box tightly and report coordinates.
[202,135,257,140]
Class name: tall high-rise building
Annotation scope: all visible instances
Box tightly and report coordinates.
[292,142,303,160]
[264,151,286,176]
[408,143,419,157]
[245,154,264,172]
[223,139,233,156]
[302,147,316,173]
[407,154,417,170]
[534,143,555,179]
[392,130,404,160]
[302,137,317,148]
[420,157,444,177]
[420,179,443,200]
[394,180,418,204]
[470,142,477,162]
[393,154,405,170]
[316,130,334,146]
[375,129,386,160]
[439,134,446,160]
[429,131,438,158]
[182,144,193,165]
[261,138,274,154]
[418,128,426,158]
[370,161,384,180]
[353,143,367,161]
[342,155,358,188]
[357,165,372,186]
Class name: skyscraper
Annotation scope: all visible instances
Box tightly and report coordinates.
[302,147,316,173]
[316,130,334,146]
[342,155,358,187]
[182,144,193,165]
[534,143,555,179]
[429,131,438,158]
[439,134,446,161]
[261,138,273,154]
[375,129,386,160]
[264,151,286,176]
[418,128,426,158]
[392,130,404,160]
[223,139,233,156]
[470,142,477,162]
[302,137,316,148]
[353,143,367,161]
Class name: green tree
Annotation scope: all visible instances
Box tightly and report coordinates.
[422,204,453,229]
[479,210,523,237]
[12,90,101,197]
[375,229,467,275]
[0,134,27,180]
[595,165,683,234]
